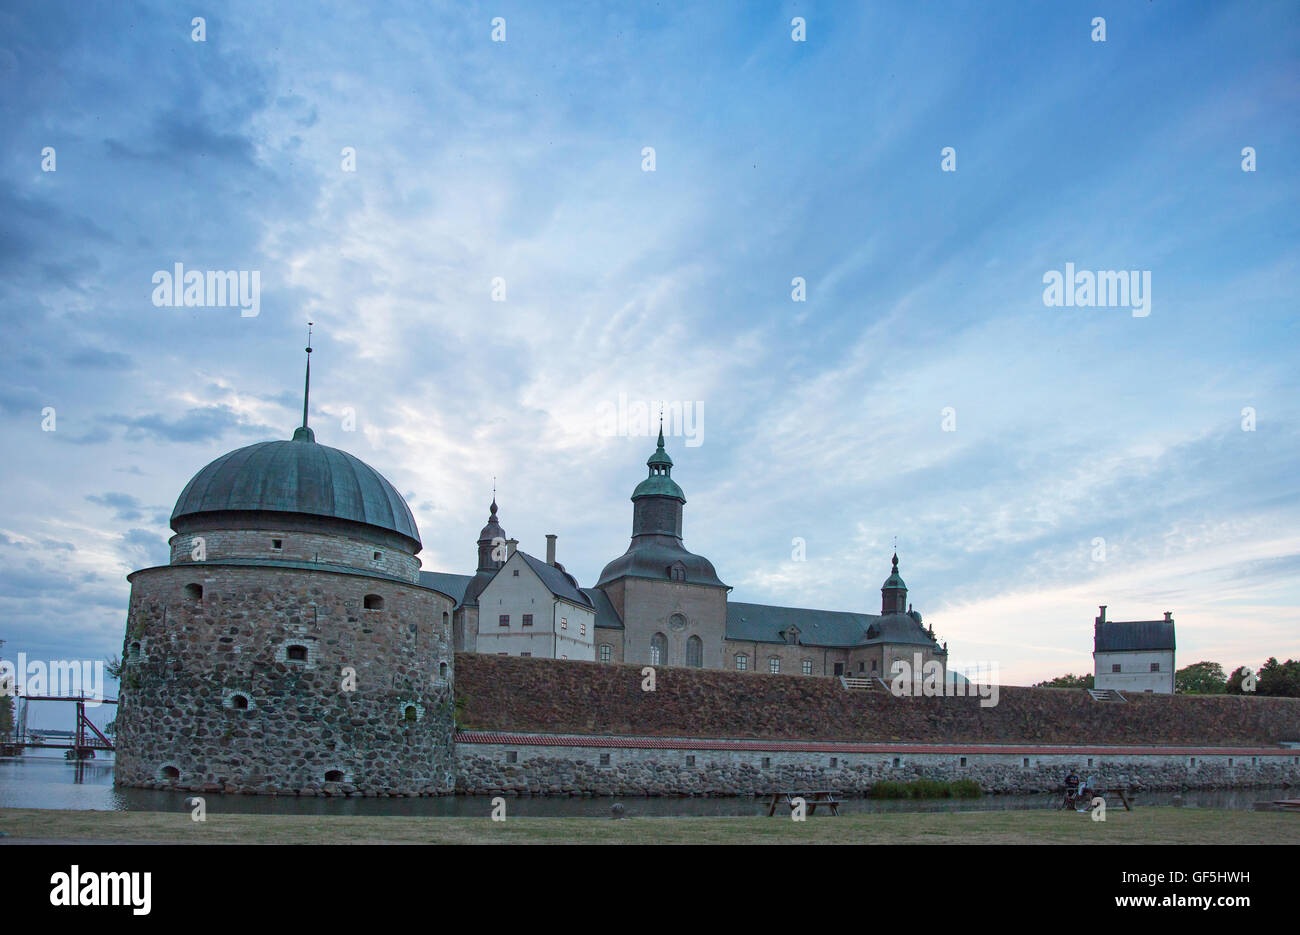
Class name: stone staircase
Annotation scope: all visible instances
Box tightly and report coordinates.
[1087,688,1126,703]
[840,676,890,693]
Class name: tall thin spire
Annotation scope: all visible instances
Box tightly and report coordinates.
[293,322,316,442]
[302,321,313,428]
[657,405,665,449]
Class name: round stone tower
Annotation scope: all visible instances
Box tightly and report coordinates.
[114,348,457,796]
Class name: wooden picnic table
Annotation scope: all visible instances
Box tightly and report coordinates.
[766,790,841,817]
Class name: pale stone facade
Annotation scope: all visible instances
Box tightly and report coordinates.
[1093,606,1176,694]
[476,551,596,660]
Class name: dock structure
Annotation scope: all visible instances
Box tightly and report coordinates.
[5,695,117,759]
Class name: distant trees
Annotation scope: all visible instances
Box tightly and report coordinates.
[1196,659,1299,697]
[1175,661,1226,694]
[1226,665,1254,695]
[1034,673,1094,689]
[1257,658,1300,697]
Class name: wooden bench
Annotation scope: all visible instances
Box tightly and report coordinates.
[766,790,841,817]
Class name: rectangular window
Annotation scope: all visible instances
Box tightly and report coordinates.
[801,660,813,675]
[373,551,382,561]
[560,617,567,630]
[498,614,509,627]
[580,622,587,636]
[1150,662,1160,672]
[271,538,282,550]
[521,652,531,657]
[830,757,838,768]
[522,614,533,627]
[1023,758,1030,767]
[769,657,780,674]
[686,755,695,767]
[506,751,517,763]
[512,569,519,576]
[892,757,901,768]
[736,654,748,671]
[1111,663,1121,673]
[599,645,611,662]
[599,753,610,766]
[761,757,771,769]
[959,757,967,767]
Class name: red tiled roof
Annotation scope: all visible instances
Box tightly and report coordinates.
[455,732,1297,757]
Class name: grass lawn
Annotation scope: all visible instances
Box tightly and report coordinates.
[1,806,1295,844]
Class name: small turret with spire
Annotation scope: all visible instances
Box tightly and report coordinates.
[881,552,908,615]
[475,484,507,573]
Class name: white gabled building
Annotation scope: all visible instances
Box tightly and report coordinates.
[1092,605,1176,694]
[474,536,596,661]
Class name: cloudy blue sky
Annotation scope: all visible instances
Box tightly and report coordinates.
[2,0,1297,726]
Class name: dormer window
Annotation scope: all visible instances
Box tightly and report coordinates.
[669,562,686,582]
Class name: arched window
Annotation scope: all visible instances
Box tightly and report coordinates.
[686,635,703,668]
[404,705,418,721]
[230,693,249,710]
[287,644,308,662]
[650,632,668,666]
[183,583,203,601]
[324,770,344,783]
[160,765,180,780]
[363,594,384,610]
[735,653,748,671]
[439,661,449,680]
[129,641,141,658]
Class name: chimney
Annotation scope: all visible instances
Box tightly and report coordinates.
[546,534,557,566]
[506,538,518,557]
[1164,611,1172,622]
[1097,605,1107,624]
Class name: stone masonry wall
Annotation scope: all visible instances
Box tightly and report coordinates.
[455,735,1300,796]
[168,528,420,582]
[115,564,455,795]
[455,654,1300,746]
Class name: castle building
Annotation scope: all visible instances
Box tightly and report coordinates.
[115,345,459,795]
[1093,605,1176,694]
[116,350,948,794]
[440,423,948,680]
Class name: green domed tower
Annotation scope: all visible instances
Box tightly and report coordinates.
[881,553,908,615]
[597,419,728,668]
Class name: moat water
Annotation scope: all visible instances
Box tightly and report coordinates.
[0,753,1288,817]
